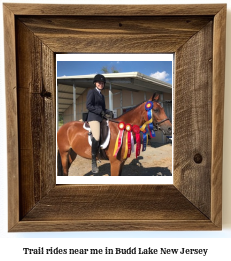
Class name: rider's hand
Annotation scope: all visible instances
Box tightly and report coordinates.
[101,111,106,117]
[108,111,114,119]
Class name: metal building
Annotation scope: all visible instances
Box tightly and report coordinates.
[57,72,172,143]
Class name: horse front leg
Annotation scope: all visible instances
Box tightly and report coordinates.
[119,161,125,175]
[110,159,125,176]
[110,160,121,176]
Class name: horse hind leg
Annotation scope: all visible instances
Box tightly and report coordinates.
[68,148,77,167]
[58,149,70,176]
[58,148,77,176]
[57,150,64,176]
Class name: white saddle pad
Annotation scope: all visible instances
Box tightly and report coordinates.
[83,120,110,149]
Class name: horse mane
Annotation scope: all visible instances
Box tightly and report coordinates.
[114,100,146,119]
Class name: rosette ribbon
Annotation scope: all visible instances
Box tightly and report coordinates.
[141,126,149,151]
[131,134,135,153]
[132,125,141,158]
[145,101,153,111]
[140,101,155,138]
[123,124,132,159]
[146,109,156,137]
[113,122,125,157]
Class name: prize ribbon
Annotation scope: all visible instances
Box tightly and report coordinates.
[131,134,135,153]
[132,125,141,158]
[140,117,152,132]
[145,101,153,111]
[123,124,132,159]
[140,101,156,138]
[147,123,155,137]
[147,109,155,137]
[146,127,149,148]
[141,127,148,151]
[113,122,125,157]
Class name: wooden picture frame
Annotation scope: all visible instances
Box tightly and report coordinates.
[4,3,226,231]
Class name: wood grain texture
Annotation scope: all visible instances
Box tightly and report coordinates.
[11,185,218,232]
[3,3,226,231]
[11,220,218,232]
[211,5,226,228]
[17,16,213,53]
[16,19,56,218]
[22,185,207,221]
[174,22,213,218]
[3,3,225,16]
[3,4,19,231]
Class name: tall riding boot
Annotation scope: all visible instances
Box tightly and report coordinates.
[91,137,99,173]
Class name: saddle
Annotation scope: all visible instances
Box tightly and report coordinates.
[83,119,110,160]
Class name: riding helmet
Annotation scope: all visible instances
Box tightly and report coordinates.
[93,74,106,84]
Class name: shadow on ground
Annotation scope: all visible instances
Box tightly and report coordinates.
[84,156,172,176]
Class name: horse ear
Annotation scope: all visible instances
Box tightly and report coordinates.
[150,93,160,101]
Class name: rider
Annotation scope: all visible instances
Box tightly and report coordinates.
[86,74,113,173]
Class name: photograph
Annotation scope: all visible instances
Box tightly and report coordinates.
[56,55,173,184]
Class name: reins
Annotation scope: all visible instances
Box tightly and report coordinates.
[105,99,169,129]
[106,118,120,124]
[106,116,170,129]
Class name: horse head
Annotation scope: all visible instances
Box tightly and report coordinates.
[148,93,172,135]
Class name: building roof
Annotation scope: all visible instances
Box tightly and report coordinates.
[57,72,172,114]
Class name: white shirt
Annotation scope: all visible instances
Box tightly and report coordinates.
[95,87,102,95]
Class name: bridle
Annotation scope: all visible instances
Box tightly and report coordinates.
[152,117,170,131]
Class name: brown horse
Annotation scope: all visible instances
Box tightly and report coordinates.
[57,93,172,176]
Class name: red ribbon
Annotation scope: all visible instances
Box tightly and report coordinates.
[113,122,125,157]
[125,124,132,158]
[132,125,141,158]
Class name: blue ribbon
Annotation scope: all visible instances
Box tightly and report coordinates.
[148,123,156,137]
[141,126,148,151]
[147,109,155,138]
[147,109,152,118]
[145,101,153,111]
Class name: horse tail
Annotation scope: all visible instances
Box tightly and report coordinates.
[57,150,64,176]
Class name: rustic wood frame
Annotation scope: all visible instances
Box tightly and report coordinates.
[4,4,226,232]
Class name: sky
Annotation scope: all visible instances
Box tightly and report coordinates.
[57,59,173,84]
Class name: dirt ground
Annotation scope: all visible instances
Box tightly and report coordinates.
[68,142,172,176]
